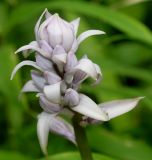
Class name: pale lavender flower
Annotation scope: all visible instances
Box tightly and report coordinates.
[11,9,143,154]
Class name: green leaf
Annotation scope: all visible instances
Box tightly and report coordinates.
[88,127,152,160]
[40,152,115,160]
[0,150,32,160]
[6,1,152,45]
[0,45,28,129]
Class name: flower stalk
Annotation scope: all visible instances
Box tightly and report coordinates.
[73,113,93,160]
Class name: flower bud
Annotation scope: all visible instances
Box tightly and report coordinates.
[39,13,75,52]
[64,88,79,107]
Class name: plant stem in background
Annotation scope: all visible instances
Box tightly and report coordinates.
[73,114,93,160]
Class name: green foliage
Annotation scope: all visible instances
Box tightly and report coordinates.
[0,0,152,159]
[40,152,115,160]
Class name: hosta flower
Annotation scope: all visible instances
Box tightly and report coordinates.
[11,9,143,155]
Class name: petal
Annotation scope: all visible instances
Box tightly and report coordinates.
[31,70,46,90]
[22,41,39,57]
[43,82,61,104]
[35,8,47,41]
[72,70,87,84]
[39,95,61,113]
[45,9,52,19]
[100,97,144,120]
[52,47,67,73]
[39,40,53,58]
[21,80,39,93]
[37,112,75,154]
[65,51,78,72]
[64,88,80,107]
[92,63,102,85]
[15,43,50,58]
[60,21,75,52]
[47,14,63,48]
[74,58,97,80]
[72,94,108,121]
[37,112,52,155]
[10,60,42,80]
[36,54,55,72]
[53,45,66,55]
[44,71,61,85]
[70,18,80,36]
[69,39,78,53]
[77,30,105,45]
[49,115,76,144]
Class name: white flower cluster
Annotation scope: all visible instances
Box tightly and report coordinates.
[11,9,143,154]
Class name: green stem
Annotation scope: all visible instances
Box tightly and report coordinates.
[72,114,93,160]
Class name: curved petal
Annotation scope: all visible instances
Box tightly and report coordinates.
[31,70,46,90]
[72,70,87,84]
[37,112,75,154]
[15,43,51,58]
[72,94,108,121]
[64,88,80,107]
[35,8,47,41]
[45,9,52,19]
[21,80,39,93]
[100,97,144,120]
[65,52,77,72]
[10,60,42,80]
[77,30,105,45]
[39,95,61,113]
[74,58,97,80]
[52,53,67,73]
[36,54,55,72]
[49,115,75,144]
[43,82,61,104]
[44,71,61,85]
[92,63,102,85]
[70,17,80,36]
[22,41,39,57]
[37,112,53,155]
[39,40,53,57]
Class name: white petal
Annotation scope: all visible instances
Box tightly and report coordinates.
[72,94,108,121]
[10,60,42,80]
[92,63,102,85]
[37,112,75,155]
[49,115,75,144]
[77,30,105,45]
[31,71,46,90]
[100,97,144,120]
[15,43,51,58]
[44,71,61,85]
[61,21,75,52]
[70,18,80,36]
[43,82,61,104]
[21,80,39,93]
[47,14,63,48]
[45,9,52,19]
[74,58,97,80]
[37,112,52,155]
[52,53,67,73]
[22,41,39,57]
[35,9,48,41]
[36,54,55,72]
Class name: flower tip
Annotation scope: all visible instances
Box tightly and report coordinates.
[99,30,106,35]
[53,13,59,17]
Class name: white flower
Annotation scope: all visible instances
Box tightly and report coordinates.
[10,8,143,155]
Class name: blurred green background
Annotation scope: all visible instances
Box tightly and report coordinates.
[0,0,152,159]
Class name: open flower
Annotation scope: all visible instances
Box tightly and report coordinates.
[11,9,143,155]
